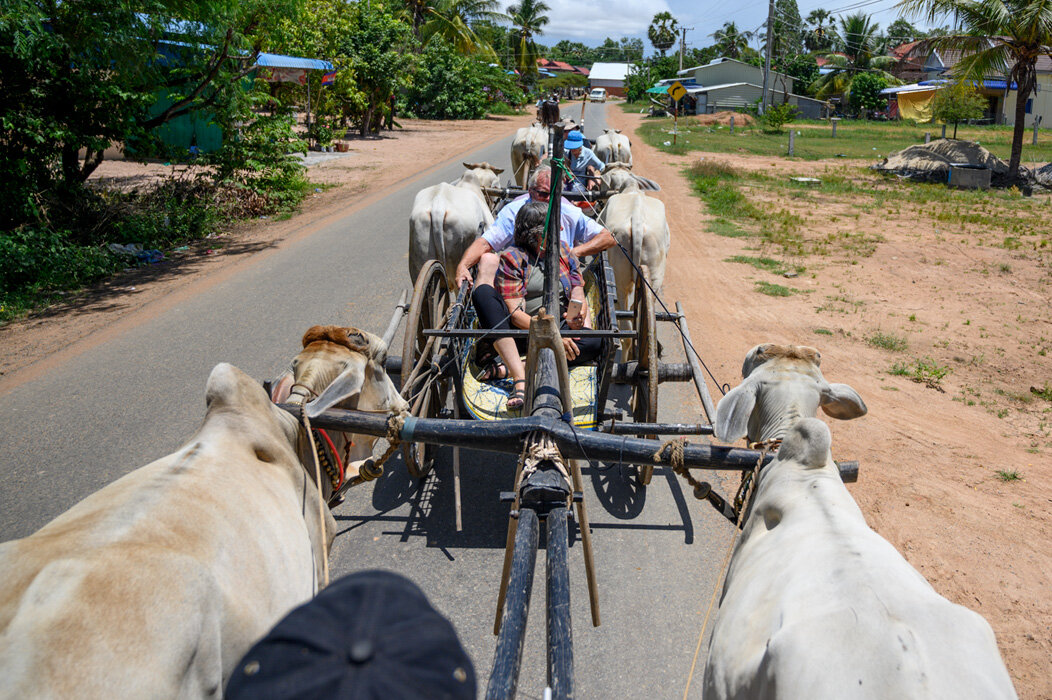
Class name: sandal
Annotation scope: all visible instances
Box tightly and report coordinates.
[507,379,526,410]
[477,356,508,381]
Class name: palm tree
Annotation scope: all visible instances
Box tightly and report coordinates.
[420,0,508,56]
[806,8,833,51]
[710,21,754,59]
[648,11,679,56]
[507,0,550,82]
[898,0,1052,180]
[810,12,897,104]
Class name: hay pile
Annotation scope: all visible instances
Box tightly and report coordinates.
[872,139,1010,184]
[1034,162,1052,190]
[692,112,755,126]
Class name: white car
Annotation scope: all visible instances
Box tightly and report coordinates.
[589,88,607,103]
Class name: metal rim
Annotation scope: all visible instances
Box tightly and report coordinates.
[630,266,659,486]
[402,260,450,479]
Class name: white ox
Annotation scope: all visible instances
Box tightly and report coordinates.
[510,123,547,188]
[599,162,659,193]
[0,326,406,699]
[601,189,669,322]
[704,343,1016,700]
[594,128,631,166]
[409,162,502,287]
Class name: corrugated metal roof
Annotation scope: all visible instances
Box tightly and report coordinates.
[588,62,631,82]
[256,53,333,71]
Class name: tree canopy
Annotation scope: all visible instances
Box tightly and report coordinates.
[648,11,679,56]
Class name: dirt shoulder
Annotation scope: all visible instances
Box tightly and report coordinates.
[607,107,1051,697]
[0,115,530,391]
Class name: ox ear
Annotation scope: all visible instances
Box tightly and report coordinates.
[820,383,867,421]
[490,166,504,175]
[715,380,759,443]
[304,356,367,419]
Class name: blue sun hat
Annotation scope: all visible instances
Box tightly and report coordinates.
[563,130,584,150]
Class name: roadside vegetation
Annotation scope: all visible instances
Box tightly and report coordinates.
[637,116,1052,163]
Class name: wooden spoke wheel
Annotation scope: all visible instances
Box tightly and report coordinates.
[628,266,659,486]
[401,260,450,479]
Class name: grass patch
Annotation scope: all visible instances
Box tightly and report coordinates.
[725,255,801,275]
[813,327,834,335]
[889,356,951,390]
[635,116,1052,163]
[754,281,801,297]
[995,469,1022,482]
[708,218,748,237]
[1031,383,1052,402]
[867,330,908,352]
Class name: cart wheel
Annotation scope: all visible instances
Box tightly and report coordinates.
[401,260,450,479]
[629,266,659,486]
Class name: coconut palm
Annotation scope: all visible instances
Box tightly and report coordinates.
[810,12,898,104]
[420,0,508,56]
[710,21,754,59]
[507,0,549,81]
[898,0,1052,179]
[648,11,679,56]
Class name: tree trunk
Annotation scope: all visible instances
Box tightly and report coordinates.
[1008,84,1029,181]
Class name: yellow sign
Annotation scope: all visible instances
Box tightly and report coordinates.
[667,81,687,102]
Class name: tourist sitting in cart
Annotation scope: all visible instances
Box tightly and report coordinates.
[454,167,616,290]
[562,130,604,192]
[471,201,600,409]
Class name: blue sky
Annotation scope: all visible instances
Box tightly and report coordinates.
[512,0,938,59]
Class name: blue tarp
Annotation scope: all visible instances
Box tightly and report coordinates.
[256,53,334,71]
[918,78,1016,90]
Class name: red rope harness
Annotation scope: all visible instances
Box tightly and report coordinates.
[316,429,345,491]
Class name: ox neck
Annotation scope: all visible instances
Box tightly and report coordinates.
[278,401,338,502]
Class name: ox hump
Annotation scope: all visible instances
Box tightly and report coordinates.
[775,417,832,468]
[205,363,272,414]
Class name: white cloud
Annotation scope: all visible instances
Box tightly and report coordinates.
[505,0,672,41]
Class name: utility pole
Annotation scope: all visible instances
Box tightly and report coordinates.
[761,0,774,115]
[679,26,693,72]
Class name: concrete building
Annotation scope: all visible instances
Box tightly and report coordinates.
[588,62,631,97]
[675,57,830,118]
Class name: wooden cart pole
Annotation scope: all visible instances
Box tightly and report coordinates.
[571,458,600,627]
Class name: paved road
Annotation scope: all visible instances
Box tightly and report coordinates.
[0,102,733,699]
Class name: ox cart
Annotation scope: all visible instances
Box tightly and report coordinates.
[279,125,859,699]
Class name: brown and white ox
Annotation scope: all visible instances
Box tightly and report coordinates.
[511,123,547,189]
[594,128,631,166]
[704,344,1016,700]
[409,162,503,288]
[0,326,406,699]
[599,162,659,194]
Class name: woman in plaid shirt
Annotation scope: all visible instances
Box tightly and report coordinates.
[471,201,601,409]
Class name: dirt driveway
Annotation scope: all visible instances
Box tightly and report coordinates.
[607,106,1050,697]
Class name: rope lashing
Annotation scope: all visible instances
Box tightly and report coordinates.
[357,412,409,482]
[652,438,712,501]
[735,439,782,518]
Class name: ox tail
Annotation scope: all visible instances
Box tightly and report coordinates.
[430,194,448,276]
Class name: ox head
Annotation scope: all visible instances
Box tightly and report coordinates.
[462,162,504,189]
[269,326,408,493]
[715,344,866,445]
[600,162,659,193]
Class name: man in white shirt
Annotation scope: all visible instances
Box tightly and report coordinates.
[453,166,616,289]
